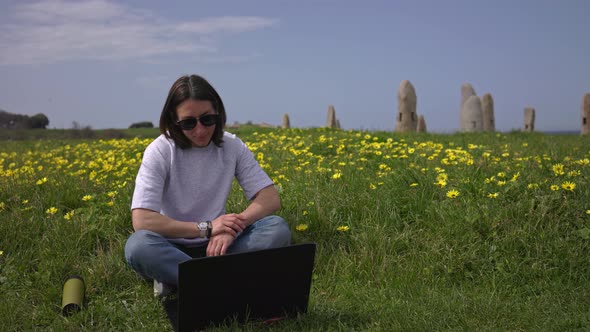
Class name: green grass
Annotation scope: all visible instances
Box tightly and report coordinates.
[0,127,161,140]
[1,128,589,331]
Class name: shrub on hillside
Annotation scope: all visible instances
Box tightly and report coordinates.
[0,110,49,129]
[129,121,154,129]
[30,113,50,129]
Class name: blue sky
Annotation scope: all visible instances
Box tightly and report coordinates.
[0,0,588,132]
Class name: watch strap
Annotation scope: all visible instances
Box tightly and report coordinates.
[206,221,212,238]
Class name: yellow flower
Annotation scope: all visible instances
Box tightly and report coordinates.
[46,207,58,215]
[436,173,448,181]
[434,180,447,188]
[295,224,308,232]
[106,201,114,207]
[446,190,460,199]
[487,192,499,198]
[410,183,418,187]
[552,164,565,176]
[0,202,5,211]
[550,185,559,191]
[561,181,576,191]
[0,250,3,256]
[22,200,29,205]
[107,191,118,198]
[36,177,48,185]
[586,210,590,215]
[568,170,581,177]
[332,172,342,180]
[369,183,376,190]
[303,210,308,215]
[337,225,350,232]
[64,210,75,220]
[82,195,93,201]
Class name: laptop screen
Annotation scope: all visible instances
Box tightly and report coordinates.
[177,243,316,331]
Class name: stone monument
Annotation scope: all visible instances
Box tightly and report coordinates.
[394,80,417,132]
[523,107,535,132]
[417,115,427,132]
[461,83,477,109]
[582,93,590,135]
[460,83,479,131]
[461,95,483,132]
[282,114,290,129]
[326,105,337,128]
[481,93,495,132]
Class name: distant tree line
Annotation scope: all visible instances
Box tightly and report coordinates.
[129,121,154,128]
[0,110,49,129]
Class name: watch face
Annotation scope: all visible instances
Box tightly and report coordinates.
[198,222,207,231]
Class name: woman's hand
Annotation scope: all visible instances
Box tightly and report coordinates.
[206,233,235,256]
[211,213,246,237]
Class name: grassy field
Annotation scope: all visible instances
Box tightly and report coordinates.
[0,127,160,141]
[1,127,589,331]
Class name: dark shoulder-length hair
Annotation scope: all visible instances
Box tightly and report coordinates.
[159,75,226,149]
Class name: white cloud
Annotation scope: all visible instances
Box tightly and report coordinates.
[174,16,278,34]
[14,0,126,23]
[0,0,278,65]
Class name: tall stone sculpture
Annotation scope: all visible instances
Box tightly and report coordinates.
[461,95,483,132]
[461,83,477,108]
[417,115,427,133]
[481,93,495,132]
[335,119,341,129]
[395,80,417,132]
[326,105,337,128]
[460,83,478,131]
[282,114,290,129]
[523,107,535,132]
[582,93,590,135]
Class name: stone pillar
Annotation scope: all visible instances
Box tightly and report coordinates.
[523,107,535,132]
[335,119,341,129]
[461,83,477,108]
[394,80,417,132]
[482,93,495,132]
[282,114,290,129]
[326,105,337,128]
[417,115,427,132]
[461,96,483,132]
[460,83,477,131]
[582,93,590,135]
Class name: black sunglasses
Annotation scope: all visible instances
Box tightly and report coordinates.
[176,114,219,130]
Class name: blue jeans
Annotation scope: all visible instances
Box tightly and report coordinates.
[124,215,291,286]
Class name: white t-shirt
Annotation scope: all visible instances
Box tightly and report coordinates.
[131,131,274,246]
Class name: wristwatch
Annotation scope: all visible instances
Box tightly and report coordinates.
[196,221,208,238]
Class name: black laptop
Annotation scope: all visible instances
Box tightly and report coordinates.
[175,243,316,331]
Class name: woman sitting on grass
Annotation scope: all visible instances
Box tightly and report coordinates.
[124,74,291,297]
